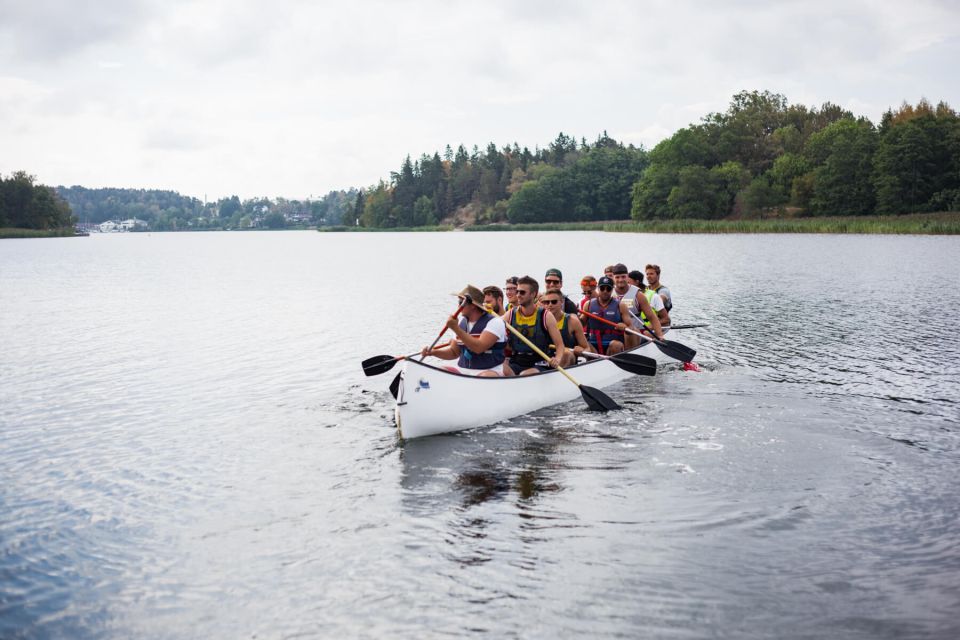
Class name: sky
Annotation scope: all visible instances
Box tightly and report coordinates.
[1,0,958,202]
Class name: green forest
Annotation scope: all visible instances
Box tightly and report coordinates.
[4,90,959,234]
[0,171,74,230]
[356,91,960,228]
[55,186,357,231]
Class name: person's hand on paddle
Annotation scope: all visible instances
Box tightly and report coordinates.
[615,322,627,332]
[445,315,461,332]
[420,346,434,358]
[548,356,560,369]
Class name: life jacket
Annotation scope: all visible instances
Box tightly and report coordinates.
[633,289,659,327]
[509,306,549,363]
[547,313,575,356]
[650,284,672,311]
[585,298,622,354]
[456,313,506,369]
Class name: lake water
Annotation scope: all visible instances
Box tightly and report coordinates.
[1,230,959,639]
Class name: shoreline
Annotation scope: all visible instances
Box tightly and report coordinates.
[322,212,960,235]
[6,212,958,238]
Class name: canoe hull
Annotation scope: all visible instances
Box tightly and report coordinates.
[394,340,665,439]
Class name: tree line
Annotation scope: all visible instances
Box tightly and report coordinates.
[356,91,959,228]
[355,132,647,228]
[54,186,359,231]
[0,171,74,230]
[5,90,957,233]
[631,91,960,220]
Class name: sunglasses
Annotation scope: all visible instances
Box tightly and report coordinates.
[598,285,613,291]
[544,278,560,285]
[540,299,560,306]
[517,289,531,296]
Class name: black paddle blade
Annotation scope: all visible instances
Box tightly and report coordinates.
[654,339,697,363]
[579,385,621,411]
[611,353,657,376]
[362,354,399,376]
[388,372,401,399]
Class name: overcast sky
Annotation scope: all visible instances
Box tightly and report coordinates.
[1,0,957,201]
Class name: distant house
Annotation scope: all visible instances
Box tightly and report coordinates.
[97,219,148,232]
[119,218,148,231]
[284,212,311,224]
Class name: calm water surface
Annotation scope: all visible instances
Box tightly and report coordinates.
[1,231,958,639]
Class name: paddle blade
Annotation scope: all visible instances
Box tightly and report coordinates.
[579,385,621,411]
[388,372,401,399]
[362,354,400,376]
[610,353,657,376]
[654,339,697,363]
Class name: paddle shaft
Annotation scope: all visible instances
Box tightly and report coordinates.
[419,301,469,361]
[579,307,660,343]
[626,310,666,343]
[501,313,581,387]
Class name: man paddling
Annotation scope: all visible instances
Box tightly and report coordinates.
[645,263,673,311]
[579,275,597,311]
[483,285,506,316]
[582,276,630,355]
[420,285,506,377]
[632,271,670,329]
[504,276,519,311]
[539,289,592,366]
[544,268,579,314]
[611,263,640,307]
[503,276,567,376]
[628,280,669,345]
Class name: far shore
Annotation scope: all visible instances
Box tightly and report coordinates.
[319,211,960,235]
[5,212,959,238]
[0,228,82,239]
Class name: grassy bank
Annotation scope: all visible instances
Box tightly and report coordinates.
[0,227,80,239]
[605,212,960,234]
[467,221,611,231]
[467,212,960,234]
[318,224,454,232]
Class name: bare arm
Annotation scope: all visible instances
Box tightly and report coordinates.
[567,315,594,355]
[631,297,664,340]
[448,314,500,354]
[423,338,460,360]
[543,312,567,367]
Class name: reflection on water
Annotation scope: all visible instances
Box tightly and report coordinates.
[2,231,959,638]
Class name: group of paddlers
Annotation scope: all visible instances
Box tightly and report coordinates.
[422,263,673,377]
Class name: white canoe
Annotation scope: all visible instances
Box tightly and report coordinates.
[394,339,668,439]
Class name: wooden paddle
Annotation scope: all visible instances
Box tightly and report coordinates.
[663,323,709,330]
[581,351,657,376]
[502,315,620,412]
[579,307,697,363]
[360,301,468,376]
